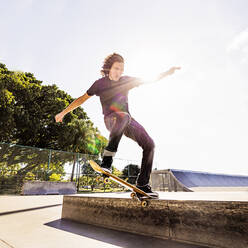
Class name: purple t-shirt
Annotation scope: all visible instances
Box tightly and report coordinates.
[87,76,143,116]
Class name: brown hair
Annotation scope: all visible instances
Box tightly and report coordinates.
[101,53,124,76]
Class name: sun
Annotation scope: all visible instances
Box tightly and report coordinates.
[125,52,172,84]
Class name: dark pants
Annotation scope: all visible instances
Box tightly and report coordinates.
[104,111,155,186]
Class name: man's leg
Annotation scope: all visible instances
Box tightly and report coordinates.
[124,117,155,187]
[101,112,131,170]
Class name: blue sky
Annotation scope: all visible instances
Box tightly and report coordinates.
[1,0,248,175]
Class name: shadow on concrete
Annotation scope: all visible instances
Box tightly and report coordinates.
[45,219,207,248]
[0,204,62,216]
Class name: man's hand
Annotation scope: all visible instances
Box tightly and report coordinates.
[165,66,181,76]
[55,112,65,123]
[156,67,181,82]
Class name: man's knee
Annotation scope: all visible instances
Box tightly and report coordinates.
[144,138,155,151]
[122,112,131,122]
[117,112,131,125]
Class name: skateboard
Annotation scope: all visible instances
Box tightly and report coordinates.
[89,160,155,207]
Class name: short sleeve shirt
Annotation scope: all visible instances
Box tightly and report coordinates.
[87,76,143,116]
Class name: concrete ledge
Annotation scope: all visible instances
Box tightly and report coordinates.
[62,195,248,248]
[22,181,76,195]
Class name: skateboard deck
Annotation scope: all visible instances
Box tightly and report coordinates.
[89,160,153,207]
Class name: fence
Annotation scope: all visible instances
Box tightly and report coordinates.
[0,142,140,194]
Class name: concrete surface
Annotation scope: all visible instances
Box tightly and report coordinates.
[75,191,248,201]
[62,192,248,248]
[0,194,207,248]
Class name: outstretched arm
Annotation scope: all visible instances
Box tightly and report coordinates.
[144,66,181,84]
[55,93,91,123]
[157,66,181,81]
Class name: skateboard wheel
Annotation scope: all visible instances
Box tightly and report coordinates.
[141,200,148,208]
[104,178,109,184]
[130,192,136,199]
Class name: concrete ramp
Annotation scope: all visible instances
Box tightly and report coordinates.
[151,169,248,192]
[22,181,76,195]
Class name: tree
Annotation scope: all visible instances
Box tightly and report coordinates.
[0,63,107,153]
[122,164,140,184]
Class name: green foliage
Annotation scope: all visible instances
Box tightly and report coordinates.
[112,166,122,177]
[79,161,124,191]
[49,173,61,181]
[24,171,36,181]
[0,62,107,155]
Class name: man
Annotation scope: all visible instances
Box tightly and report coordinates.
[55,53,180,198]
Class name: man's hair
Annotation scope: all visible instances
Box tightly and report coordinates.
[101,53,124,76]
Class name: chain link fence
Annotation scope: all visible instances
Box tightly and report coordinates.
[0,142,140,195]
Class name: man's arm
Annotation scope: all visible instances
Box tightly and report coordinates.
[144,66,181,84]
[55,93,91,123]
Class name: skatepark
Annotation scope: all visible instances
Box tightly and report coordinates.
[1,1,248,247]
[1,142,248,248]
[150,169,248,192]
[0,190,247,248]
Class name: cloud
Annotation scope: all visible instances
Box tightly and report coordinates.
[227,28,248,51]
[227,28,248,64]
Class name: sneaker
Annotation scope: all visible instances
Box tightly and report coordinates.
[136,184,159,199]
[100,156,113,174]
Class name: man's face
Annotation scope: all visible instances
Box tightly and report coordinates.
[109,62,124,81]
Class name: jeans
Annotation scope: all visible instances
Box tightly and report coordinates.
[104,111,155,186]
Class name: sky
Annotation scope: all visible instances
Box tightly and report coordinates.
[1,0,248,175]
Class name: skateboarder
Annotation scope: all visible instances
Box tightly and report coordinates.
[55,53,180,198]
